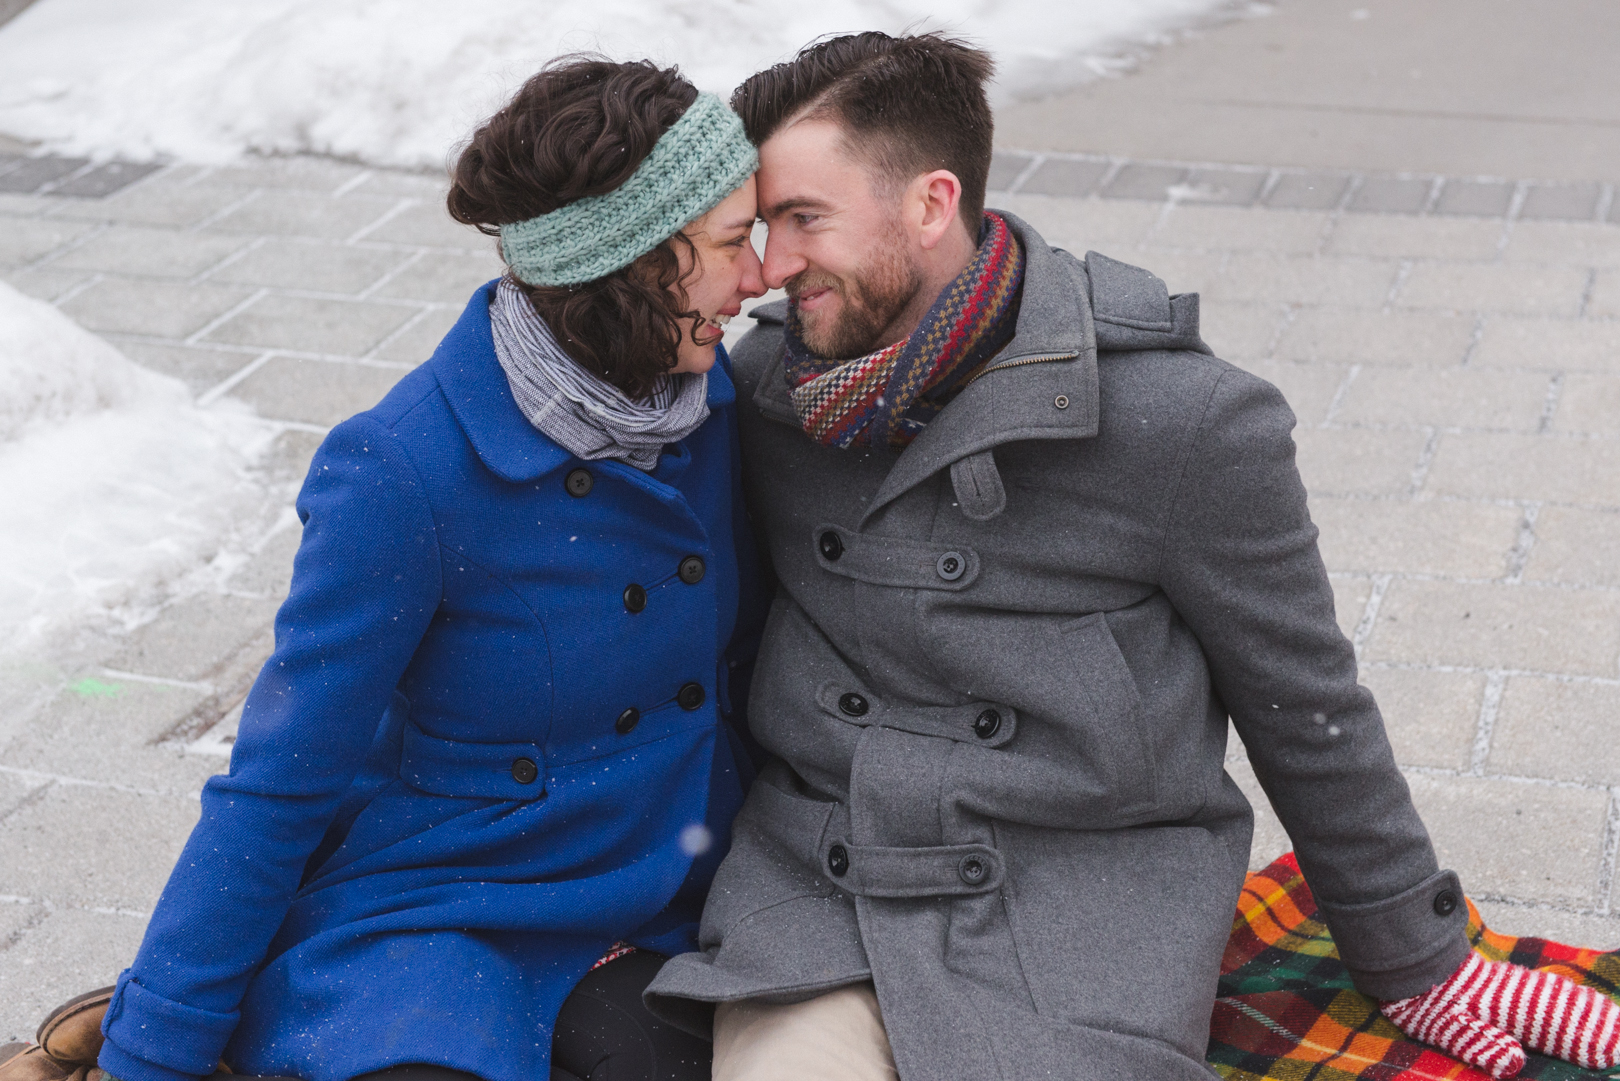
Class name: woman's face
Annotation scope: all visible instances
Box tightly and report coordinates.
[670,176,766,374]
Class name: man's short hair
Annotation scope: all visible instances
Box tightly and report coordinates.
[731,32,995,230]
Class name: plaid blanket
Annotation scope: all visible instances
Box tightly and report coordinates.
[1209,852,1620,1080]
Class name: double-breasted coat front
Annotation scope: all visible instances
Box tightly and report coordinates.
[99,282,765,1081]
[647,213,1472,1079]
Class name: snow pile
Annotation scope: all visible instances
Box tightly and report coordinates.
[0,283,271,650]
[0,0,1247,169]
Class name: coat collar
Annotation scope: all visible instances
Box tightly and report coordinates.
[750,211,1101,524]
[433,280,735,483]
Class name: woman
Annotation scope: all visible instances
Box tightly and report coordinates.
[11,57,766,1081]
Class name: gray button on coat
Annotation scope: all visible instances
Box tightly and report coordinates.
[647,212,1471,1080]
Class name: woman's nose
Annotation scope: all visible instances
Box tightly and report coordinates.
[737,239,767,299]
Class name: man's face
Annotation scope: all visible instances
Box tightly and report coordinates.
[756,119,923,359]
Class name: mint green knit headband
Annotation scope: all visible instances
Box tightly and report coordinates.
[499,93,759,287]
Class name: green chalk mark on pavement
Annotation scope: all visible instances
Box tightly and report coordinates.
[69,677,124,699]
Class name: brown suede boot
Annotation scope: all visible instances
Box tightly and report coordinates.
[36,988,115,1068]
[0,1043,93,1081]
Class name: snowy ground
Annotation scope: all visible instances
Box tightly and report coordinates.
[0,282,275,654]
[0,0,1252,168]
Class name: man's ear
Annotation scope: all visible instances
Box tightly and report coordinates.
[913,169,964,251]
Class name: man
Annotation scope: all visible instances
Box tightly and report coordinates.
[647,31,1620,1081]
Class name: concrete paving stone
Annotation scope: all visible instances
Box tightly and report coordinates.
[52,225,252,280]
[203,293,418,355]
[370,249,504,305]
[1100,162,1188,201]
[208,238,410,295]
[1518,183,1605,223]
[357,201,486,249]
[1502,220,1620,268]
[206,155,369,192]
[259,428,325,488]
[2,688,223,793]
[1434,179,1515,219]
[52,161,164,199]
[0,770,49,818]
[1264,172,1352,211]
[1471,900,1620,951]
[1333,366,1553,431]
[1520,505,1620,588]
[1405,773,1609,908]
[227,525,302,601]
[1198,301,1284,361]
[1131,248,1224,298]
[1489,675,1620,785]
[1182,167,1268,206]
[1425,432,1620,505]
[1274,307,1476,366]
[208,190,400,241]
[1222,738,1293,870]
[0,192,49,216]
[1311,496,1522,579]
[1326,214,1505,262]
[1361,666,1485,772]
[1018,158,1108,197]
[1470,315,1620,372]
[1552,373,1620,435]
[0,156,85,193]
[106,592,281,685]
[1365,579,1620,676]
[1330,576,1372,640]
[112,341,256,395]
[1148,205,1330,256]
[0,784,199,910]
[46,181,250,229]
[1349,177,1434,215]
[1293,427,1429,496]
[57,278,251,340]
[0,906,148,1046]
[992,193,1159,252]
[1205,252,1400,308]
[1395,261,1591,317]
[369,305,461,364]
[1239,358,1345,425]
[0,217,96,266]
[1585,269,1620,318]
[349,169,450,199]
[986,150,1036,192]
[1,264,95,302]
[229,356,408,427]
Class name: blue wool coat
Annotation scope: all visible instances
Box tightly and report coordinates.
[99,282,763,1081]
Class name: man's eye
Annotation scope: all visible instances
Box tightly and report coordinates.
[795,214,818,227]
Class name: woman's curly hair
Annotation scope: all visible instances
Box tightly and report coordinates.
[448,57,712,400]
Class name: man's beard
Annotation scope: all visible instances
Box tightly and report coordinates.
[788,231,923,360]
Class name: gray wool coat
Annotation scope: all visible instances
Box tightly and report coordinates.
[646,212,1472,1080]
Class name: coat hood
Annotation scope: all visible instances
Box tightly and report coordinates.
[745,212,1210,521]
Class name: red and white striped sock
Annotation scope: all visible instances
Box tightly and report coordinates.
[1382,952,1620,1079]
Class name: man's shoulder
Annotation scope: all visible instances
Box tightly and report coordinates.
[728,300,790,399]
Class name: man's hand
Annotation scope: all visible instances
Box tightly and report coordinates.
[1380,951,1620,1078]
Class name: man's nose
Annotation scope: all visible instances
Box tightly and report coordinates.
[761,232,806,292]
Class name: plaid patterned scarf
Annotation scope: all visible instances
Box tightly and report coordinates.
[783,211,1024,448]
[1209,852,1620,1080]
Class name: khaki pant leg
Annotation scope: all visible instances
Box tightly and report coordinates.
[712,982,899,1081]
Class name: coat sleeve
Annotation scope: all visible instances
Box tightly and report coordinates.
[99,415,443,1081]
[1156,366,1471,1001]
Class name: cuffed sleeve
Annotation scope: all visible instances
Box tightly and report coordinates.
[99,412,443,1077]
[1159,367,1468,997]
[1316,868,1472,999]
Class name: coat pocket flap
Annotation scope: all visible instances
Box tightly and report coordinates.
[400,720,547,800]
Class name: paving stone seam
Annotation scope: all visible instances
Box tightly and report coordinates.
[1501,504,1541,584]
[1467,894,1618,922]
[0,895,150,920]
[1358,660,1620,687]
[992,149,1620,223]
[1407,428,1442,494]
[1401,764,1616,795]
[187,233,268,285]
[1342,571,1620,597]
[0,764,200,801]
[1349,572,1393,659]
[1468,671,1507,775]
[1599,794,1620,915]
[183,286,268,346]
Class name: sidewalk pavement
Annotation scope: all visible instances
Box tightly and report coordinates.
[2,0,1619,1044]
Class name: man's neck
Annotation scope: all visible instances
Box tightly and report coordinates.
[873,218,981,349]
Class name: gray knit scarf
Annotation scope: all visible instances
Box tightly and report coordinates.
[490,278,710,472]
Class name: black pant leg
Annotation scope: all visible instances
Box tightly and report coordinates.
[550,952,710,1081]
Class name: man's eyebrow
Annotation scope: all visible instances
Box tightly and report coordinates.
[763,196,833,218]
